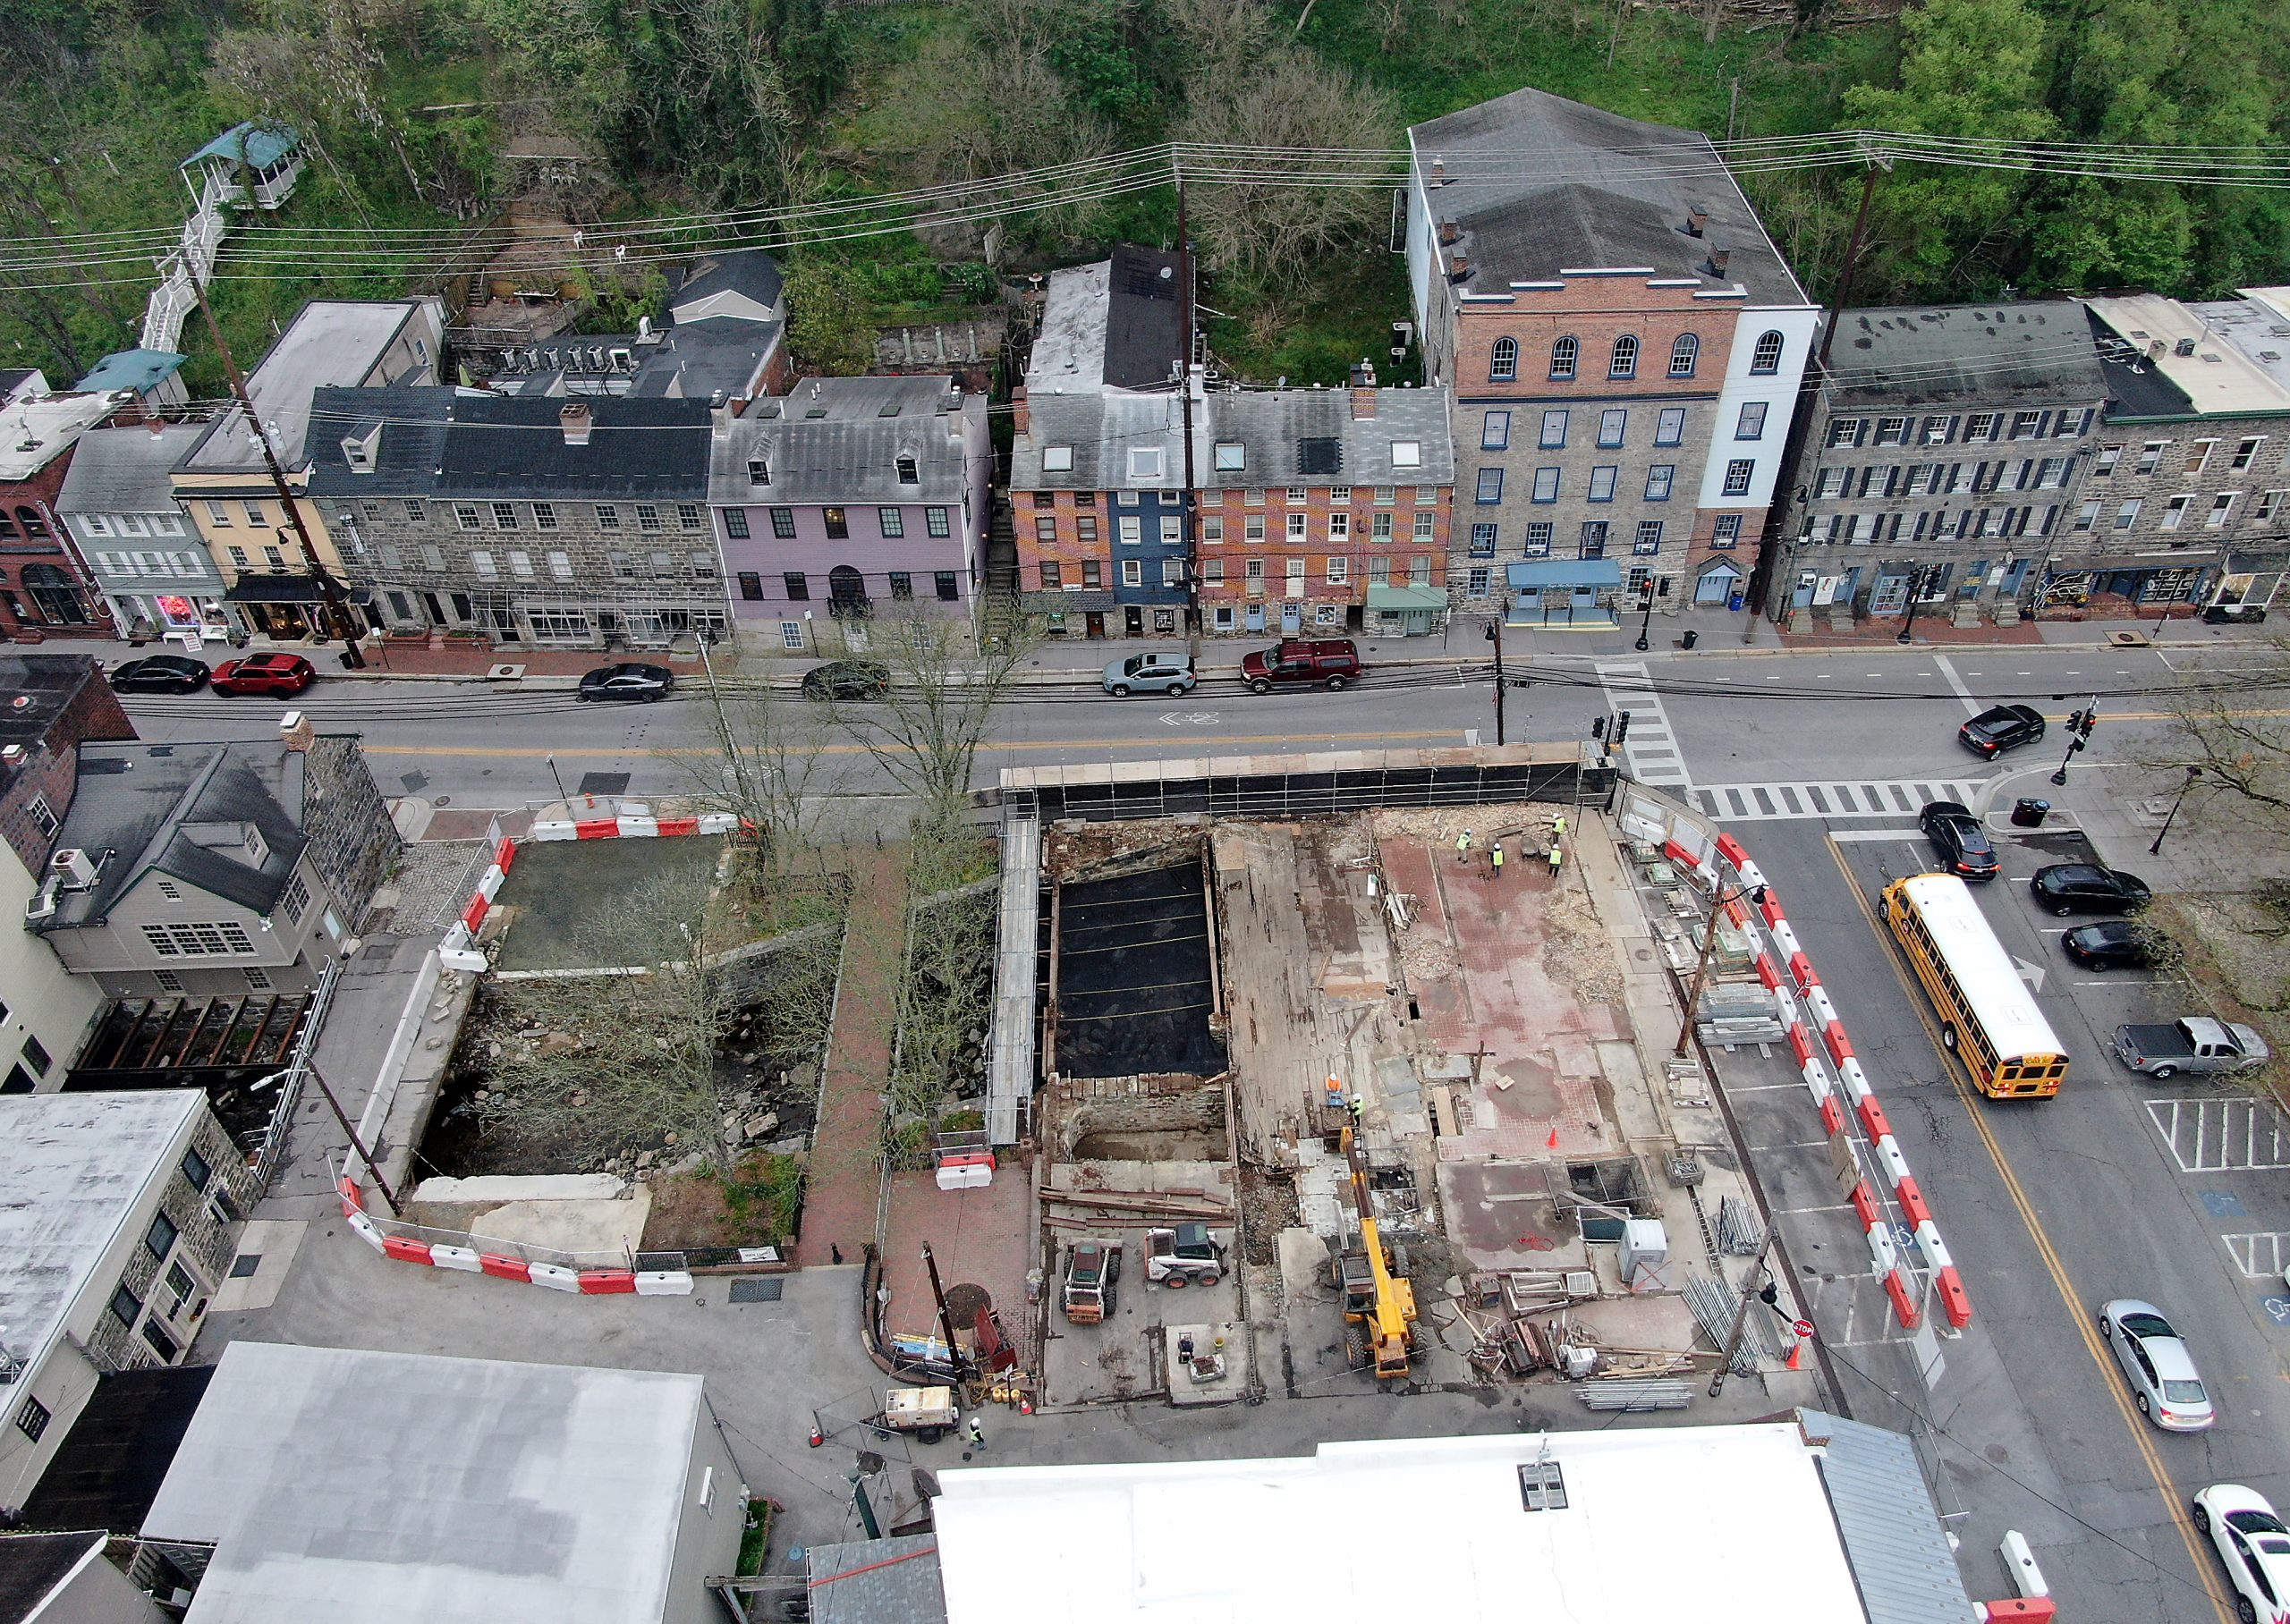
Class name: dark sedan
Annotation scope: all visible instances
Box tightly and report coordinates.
[2031,862,2152,917]
[108,656,211,695]
[2064,920,2168,970]
[1919,800,2000,881]
[576,662,675,702]
[800,659,891,701]
[1959,703,2047,757]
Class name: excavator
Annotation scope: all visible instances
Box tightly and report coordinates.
[1336,1123,1417,1381]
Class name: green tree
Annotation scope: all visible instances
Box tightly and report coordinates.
[784,258,880,376]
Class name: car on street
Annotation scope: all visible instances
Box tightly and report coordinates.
[799,659,890,701]
[1918,800,1999,881]
[1101,650,1197,698]
[1958,702,2047,757]
[209,652,316,698]
[576,662,675,702]
[2031,861,2151,917]
[107,656,210,695]
[2097,1298,2215,1431]
[2193,1484,2290,1624]
[2063,920,2167,970]
[1241,638,1362,694]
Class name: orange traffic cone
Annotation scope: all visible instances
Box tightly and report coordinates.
[1546,1124,1560,1150]
[807,1423,825,1448]
[1785,1340,1803,1371]
[1020,1396,1034,1416]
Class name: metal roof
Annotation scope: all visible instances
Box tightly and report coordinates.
[179,300,436,472]
[74,350,188,397]
[1026,248,1186,395]
[1509,558,1623,588]
[1821,304,2106,404]
[181,123,300,173]
[56,423,208,515]
[667,249,783,320]
[708,376,975,506]
[805,1536,947,1624]
[1802,1409,1980,1624]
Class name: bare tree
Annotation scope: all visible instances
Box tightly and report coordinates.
[837,605,1038,843]
[2159,641,2290,850]
[657,642,847,891]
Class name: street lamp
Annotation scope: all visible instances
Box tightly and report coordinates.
[1633,585,1656,652]
[2150,765,2203,855]
[1896,564,1933,645]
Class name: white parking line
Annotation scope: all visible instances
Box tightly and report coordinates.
[2146,1095,2290,1172]
[2223,1232,2290,1280]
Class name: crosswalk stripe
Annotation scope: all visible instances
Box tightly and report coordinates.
[1594,660,1691,788]
[1691,780,1987,822]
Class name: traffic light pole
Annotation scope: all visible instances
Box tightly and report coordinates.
[2049,694,2099,786]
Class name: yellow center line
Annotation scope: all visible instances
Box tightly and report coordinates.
[360,726,1465,759]
[1823,836,2233,1623]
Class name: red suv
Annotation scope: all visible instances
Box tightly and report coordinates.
[210,653,317,697]
[1242,639,1363,694]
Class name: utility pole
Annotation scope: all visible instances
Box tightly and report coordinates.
[1818,153,1891,368]
[1484,618,1505,745]
[1674,881,1764,1058]
[1175,170,1201,658]
[694,633,762,861]
[310,1065,402,1215]
[1708,1222,1780,1398]
[189,271,366,666]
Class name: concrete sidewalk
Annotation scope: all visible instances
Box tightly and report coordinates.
[796,849,909,1268]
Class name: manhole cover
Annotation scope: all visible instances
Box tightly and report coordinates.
[729,1278,784,1303]
[229,1254,261,1279]
[944,1282,991,1326]
[578,772,632,797]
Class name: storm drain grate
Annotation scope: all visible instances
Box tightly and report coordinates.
[729,1278,784,1304]
[577,772,632,797]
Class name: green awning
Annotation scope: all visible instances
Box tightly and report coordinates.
[1366,584,1448,612]
[182,123,301,173]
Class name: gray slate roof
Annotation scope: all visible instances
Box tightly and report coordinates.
[0,1530,105,1623]
[710,376,972,505]
[1201,387,1455,488]
[805,1536,947,1624]
[1411,89,1806,304]
[1822,303,2106,404]
[669,249,784,319]
[306,386,714,500]
[39,740,311,929]
[1801,1409,1980,1624]
[55,423,208,515]
[1011,390,1186,492]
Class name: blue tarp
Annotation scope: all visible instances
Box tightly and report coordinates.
[1506,558,1624,591]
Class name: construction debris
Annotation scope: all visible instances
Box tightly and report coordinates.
[1717,1195,1764,1257]
[1577,1377,1692,1411]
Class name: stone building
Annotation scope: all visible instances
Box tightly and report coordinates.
[707,375,991,656]
[307,387,725,649]
[1765,303,2108,627]
[1404,88,1819,622]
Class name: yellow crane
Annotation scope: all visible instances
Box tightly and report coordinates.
[1336,1123,1417,1380]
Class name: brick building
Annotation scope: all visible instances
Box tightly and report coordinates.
[1405,89,1819,622]
[1765,303,2109,628]
[708,375,990,656]
[2072,293,2290,613]
[1193,374,1455,637]
[307,387,725,649]
[0,391,123,639]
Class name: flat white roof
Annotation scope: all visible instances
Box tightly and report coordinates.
[0,393,119,480]
[143,1342,705,1624]
[1026,262,1110,393]
[2087,294,2290,417]
[932,1423,1881,1621]
[182,300,427,472]
[0,1091,200,1379]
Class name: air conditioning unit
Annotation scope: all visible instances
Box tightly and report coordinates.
[22,879,55,923]
[49,848,95,890]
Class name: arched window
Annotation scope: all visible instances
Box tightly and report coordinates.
[1489,338,1518,383]
[1751,330,1785,375]
[21,563,88,626]
[827,563,870,620]
[1609,335,1638,379]
[1668,334,1700,378]
[1549,336,1578,380]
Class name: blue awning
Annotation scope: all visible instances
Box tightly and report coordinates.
[1507,558,1623,590]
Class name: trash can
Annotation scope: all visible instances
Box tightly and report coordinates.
[1728,593,1746,612]
[2010,797,2050,828]
[1680,629,1701,650]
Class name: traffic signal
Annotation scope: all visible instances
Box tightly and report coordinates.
[1592,716,1607,740]
[1613,711,1633,744]
[2066,708,2086,733]
[2076,709,2098,739]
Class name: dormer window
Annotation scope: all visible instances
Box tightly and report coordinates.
[747,456,769,486]
[1128,446,1165,481]
[895,453,920,485]
[1214,442,1245,471]
[340,423,381,474]
[1042,444,1073,472]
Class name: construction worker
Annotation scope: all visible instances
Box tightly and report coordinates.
[1455,829,1473,863]
[1552,813,1568,842]
[1347,1094,1365,1127]
[1548,842,1565,880]
[965,1415,985,1449]
[1489,842,1504,881]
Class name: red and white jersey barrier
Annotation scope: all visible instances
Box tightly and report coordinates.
[1661,828,1972,1332]
[337,1174,695,1296]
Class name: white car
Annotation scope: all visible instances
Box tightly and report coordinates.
[2097,1298,2215,1431]
[2193,1484,2290,1624]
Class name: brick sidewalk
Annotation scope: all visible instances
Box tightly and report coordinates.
[796,849,909,1268]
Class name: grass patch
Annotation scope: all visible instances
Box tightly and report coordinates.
[1207,247,1419,388]
[711,1151,809,1240]
[737,1497,775,1577]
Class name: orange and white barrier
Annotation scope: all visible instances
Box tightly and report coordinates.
[337,1174,693,1297]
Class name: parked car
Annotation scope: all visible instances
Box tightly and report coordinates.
[1918,800,2000,881]
[799,659,891,701]
[576,662,675,702]
[1101,650,1197,698]
[1241,639,1363,695]
[2031,862,2151,917]
[107,656,210,695]
[2202,599,2269,625]
[2063,921,2167,971]
[2112,1017,2271,1080]
[2192,1484,2290,1624]
[209,652,316,698]
[1958,703,2047,757]
[2097,1299,2215,1431]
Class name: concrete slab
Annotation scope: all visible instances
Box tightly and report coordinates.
[208,1219,307,1314]
[435,1189,651,1259]
[1164,1322,1245,1405]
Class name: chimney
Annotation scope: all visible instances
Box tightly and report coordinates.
[1350,359,1378,419]
[711,403,733,438]
[1686,208,1709,237]
[1448,255,1470,284]
[1430,155,1448,187]
[1438,219,1460,246]
[560,402,592,445]
[279,710,315,753]
[1011,385,1030,436]
[1702,249,1730,277]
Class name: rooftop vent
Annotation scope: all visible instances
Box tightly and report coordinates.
[1685,208,1709,237]
[560,402,593,445]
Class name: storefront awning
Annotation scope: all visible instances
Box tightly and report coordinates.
[1507,559,1624,591]
[223,575,327,605]
[1365,584,1448,612]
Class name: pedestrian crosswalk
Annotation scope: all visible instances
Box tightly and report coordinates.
[1690,780,1987,822]
[1593,660,1690,788]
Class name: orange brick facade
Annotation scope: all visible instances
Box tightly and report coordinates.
[1193,483,1450,631]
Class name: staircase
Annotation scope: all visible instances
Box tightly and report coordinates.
[978,495,1022,650]
[140,173,233,354]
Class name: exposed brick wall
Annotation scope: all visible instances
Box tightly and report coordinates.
[0,660,135,872]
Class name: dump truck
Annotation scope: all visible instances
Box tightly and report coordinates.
[1144,1222,1227,1287]
[1061,1239,1123,1324]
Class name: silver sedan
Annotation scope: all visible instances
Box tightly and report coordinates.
[2098,1298,2216,1432]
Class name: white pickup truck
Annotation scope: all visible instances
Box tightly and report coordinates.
[2111,1017,2273,1079]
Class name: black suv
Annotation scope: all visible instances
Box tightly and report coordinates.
[1959,703,2047,757]
[800,658,891,701]
[2031,862,2151,917]
[1919,800,1999,881]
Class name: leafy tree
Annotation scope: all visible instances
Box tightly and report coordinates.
[784,258,881,375]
